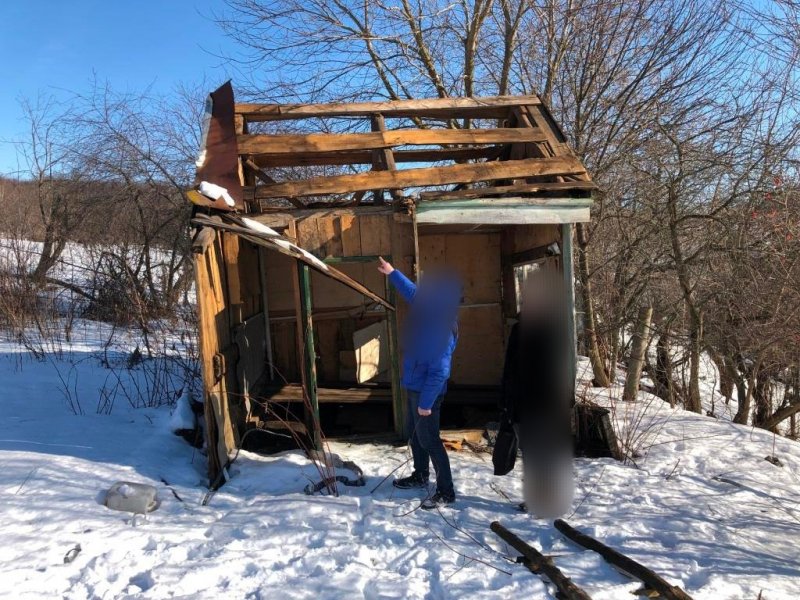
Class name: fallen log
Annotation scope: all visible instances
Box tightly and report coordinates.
[553,519,693,600]
[490,521,592,600]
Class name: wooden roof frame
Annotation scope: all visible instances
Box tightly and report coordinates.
[193,82,595,222]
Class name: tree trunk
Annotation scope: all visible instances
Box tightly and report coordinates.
[609,326,620,383]
[686,313,702,413]
[753,368,773,428]
[653,327,679,407]
[31,221,66,284]
[623,305,653,402]
[761,401,800,432]
[575,223,610,387]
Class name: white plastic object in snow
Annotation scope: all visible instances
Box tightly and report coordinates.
[198,181,235,207]
[104,481,159,514]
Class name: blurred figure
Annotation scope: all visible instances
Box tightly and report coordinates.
[377,257,461,509]
[499,268,574,518]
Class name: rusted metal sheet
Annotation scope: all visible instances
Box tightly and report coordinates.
[195,81,244,211]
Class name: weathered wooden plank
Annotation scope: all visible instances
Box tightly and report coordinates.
[295,215,324,256]
[237,128,547,155]
[360,214,391,256]
[419,180,596,201]
[446,233,502,304]
[418,197,593,209]
[191,214,395,310]
[250,206,393,230]
[250,145,504,168]
[257,384,500,404]
[339,213,362,256]
[416,204,591,225]
[236,95,542,122]
[193,233,236,482]
[318,215,344,258]
[252,156,586,199]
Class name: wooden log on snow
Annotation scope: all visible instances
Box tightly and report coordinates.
[553,519,694,600]
[490,522,592,600]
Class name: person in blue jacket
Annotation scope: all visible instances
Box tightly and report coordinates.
[377,256,461,509]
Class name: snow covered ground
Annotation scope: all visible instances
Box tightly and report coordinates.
[1,326,799,599]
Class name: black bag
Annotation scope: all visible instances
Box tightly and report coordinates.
[492,418,519,476]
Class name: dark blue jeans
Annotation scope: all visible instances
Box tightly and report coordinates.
[407,391,454,497]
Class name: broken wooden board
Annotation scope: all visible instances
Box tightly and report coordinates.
[418,180,597,201]
[250,146,504,168]
[251,156,586,199]
[350,321,389,383]
[191,214,394,311]
[236,94,543,122]
[237,128,548,155]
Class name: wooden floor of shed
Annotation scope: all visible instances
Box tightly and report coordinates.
[256,383,501,404]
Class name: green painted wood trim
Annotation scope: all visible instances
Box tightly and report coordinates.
[297,262,321,449]
[561,224,578,396]
[385,282,405,437]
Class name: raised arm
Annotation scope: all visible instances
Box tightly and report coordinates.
[377,257,416,303]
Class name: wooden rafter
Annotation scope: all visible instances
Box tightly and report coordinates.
[248,156,587,199]
[419,181,596,201]
[254,156,585,199]
[248,145,504,168]
[237,127,547,155]
[192,214,394,311]
[235,95,542,122]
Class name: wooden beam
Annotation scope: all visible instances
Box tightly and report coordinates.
[236,95,542,122]
[554,519,694,600]
[255,384,500,404]
[243,159,304,209]
[237,127,547,155]
[504,242,553,266]
[243,158,276,184]
[251,156,586,199]
[419,181,597,200]
[416,198,592,225]
[250,205,393,229]
[419,181,596,201]
[490,522,592,600]
[250,145,504,168]
[370,113,402,204]
[191,214,394,311]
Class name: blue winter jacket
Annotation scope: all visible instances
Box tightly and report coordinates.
[388,269,461,410]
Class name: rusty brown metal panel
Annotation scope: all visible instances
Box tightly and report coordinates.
[196,81,244,210]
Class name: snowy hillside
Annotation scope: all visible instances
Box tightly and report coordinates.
[1,330,799,599]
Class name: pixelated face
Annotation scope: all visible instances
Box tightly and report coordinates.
[520,268,564,317]
[416,268,463,313]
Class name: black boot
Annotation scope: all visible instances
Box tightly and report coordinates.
[420,490,456,510]
[393,472,429,489]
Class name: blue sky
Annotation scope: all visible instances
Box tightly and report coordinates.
[0,0,235,175]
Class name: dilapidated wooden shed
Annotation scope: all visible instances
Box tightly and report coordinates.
[189,82,594,483]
